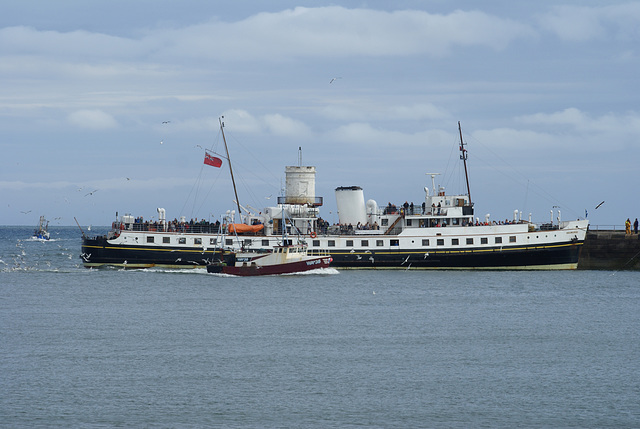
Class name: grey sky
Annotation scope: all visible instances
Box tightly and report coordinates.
[2,1,639,226]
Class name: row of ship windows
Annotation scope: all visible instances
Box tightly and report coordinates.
[316,236,517,247]
[146,236,218,245]
[145,236,260,246]
[144,236,517,246]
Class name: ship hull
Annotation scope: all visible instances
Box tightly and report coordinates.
[207,257,332,276]
[327,241,583,270]
[81,236,221,269]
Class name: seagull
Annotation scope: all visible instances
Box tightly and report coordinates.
[350,249,355,253]
[401,255,410,265]
[160,141,163,145]
[424,252,429,259]
[595,201,605,209]
[329,77,342,84]
[162,121,171,124]
[369,256,375,263]
[85,190,98,196]
[356,255,362,260]
[20,210,31,214]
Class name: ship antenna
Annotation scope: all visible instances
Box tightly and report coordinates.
[458,121,472,204]
[298,146,302,167]
[219,117,242,220]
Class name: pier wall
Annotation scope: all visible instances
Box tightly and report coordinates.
[578,230,640,270]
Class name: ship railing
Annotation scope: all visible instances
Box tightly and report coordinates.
[121,223,222,234]
[382,206,454,216]
[538,223,560,231]
[277,196,323,207]
[382,207,448,217]
[587,224,626,231]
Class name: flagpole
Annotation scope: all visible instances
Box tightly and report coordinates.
[220,117,242,220]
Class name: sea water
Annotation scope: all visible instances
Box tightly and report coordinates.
[1,226,639,428]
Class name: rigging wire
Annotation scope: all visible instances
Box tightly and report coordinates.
[462,131,583,220]
[181,124,282,219]
[221,130,284,210]
[180,127,225,220]
[440,134,467,197]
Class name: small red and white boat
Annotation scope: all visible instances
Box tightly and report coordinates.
[207,242,332,276]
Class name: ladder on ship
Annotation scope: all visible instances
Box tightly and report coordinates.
[384,215,404,235]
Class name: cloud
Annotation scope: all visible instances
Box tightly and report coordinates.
[262,113,310,137]
[517,108,640,135]
[0,25,140,57]
[1,7,534,65]
[213,7,535,58]
[67,109,118,129]
[326,122,451,148]
[538,4,640,42]
[321,102,451,122]
[0,180,76,191]
[518,108,587,127]
[219,110,310,137]
[0,176,197,192]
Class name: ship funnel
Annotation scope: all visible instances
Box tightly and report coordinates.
[335,186,366,225]
[281,166,322,207]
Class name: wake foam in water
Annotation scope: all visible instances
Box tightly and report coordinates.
[282,267,340,276]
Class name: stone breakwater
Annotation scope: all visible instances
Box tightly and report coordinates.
[579,230,640,270]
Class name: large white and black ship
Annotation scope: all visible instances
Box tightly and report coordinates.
[80,122,588,270]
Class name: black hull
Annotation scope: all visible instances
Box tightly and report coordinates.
[329,241,582,269]
[81,237,221,268]
[82,236,583,270]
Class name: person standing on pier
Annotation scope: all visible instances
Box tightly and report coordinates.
[634,218,639,235]
[625,218,631,235]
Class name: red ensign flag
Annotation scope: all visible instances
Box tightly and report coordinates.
[204,153,222,168]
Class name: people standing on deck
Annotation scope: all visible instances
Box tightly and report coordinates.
[625,218,631,235]
[634,218,639,235]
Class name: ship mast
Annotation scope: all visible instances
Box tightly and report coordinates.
[458,121,472,204]
[219,117,242,219]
